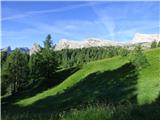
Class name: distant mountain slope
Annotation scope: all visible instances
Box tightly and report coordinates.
[55,38,121,50]
[16,48,160,107]
[0,46,12,53]
[132,33,160,44]
[0,46,29,54]
[55,33,160,50]
[17,56,128,106]
[1,33,159,52]
[29,43,41,55]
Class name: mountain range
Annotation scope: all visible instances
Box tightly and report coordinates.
[1,33,160,54]
[55,33,159,50]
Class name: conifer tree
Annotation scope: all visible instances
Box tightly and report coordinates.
[29,34,58,84]
[44,34,52,49]
[3,49,29,94]
[157,41,160,47]
[151,40,157,48]
[129,45,148,69]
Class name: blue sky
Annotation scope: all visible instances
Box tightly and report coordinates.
[1,1,160,49]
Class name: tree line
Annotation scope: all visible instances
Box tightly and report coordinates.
[56,46,129,68]
[151,40,160,48]
[1,34,158,96]
[1,35,58,95]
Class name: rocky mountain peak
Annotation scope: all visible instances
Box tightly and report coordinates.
[132,33,160,43]
[0,46,12,53]
[55,38,119,50]
[29,43,41,55]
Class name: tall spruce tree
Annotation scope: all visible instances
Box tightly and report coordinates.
[157,41,160,47]
[151,40,157,48]
[3,49,29,95]
[129,45,148,69]
[29,34,58,85]
[44,34,52,49]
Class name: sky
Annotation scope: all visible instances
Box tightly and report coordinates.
[1,1,160,49]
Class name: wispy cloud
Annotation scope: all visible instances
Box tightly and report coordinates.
[2,19,159,45]
[88,3,116,40]
[2,1,159,49]
[2,2,101,21]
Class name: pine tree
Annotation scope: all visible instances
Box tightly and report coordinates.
[4,49,29,94]
[44,34,52,49]
[29,34,58,84]
[1,64,10,95]
[1,51,8,66]
[157,41,160,47]
[151,40,157,48]
[129,45,148,69]
[29,53,43,83]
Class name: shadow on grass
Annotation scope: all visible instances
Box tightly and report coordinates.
[25,62,138,112]
[2,62,160,120]
[129,96,160,120]
[1,67,80,105]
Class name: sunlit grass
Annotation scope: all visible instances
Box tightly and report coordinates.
[16,56,128,106]
[16,48,160,106]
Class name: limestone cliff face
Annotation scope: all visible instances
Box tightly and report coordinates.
[132,33,160,43]
[2,33,159,52]
[55,38,120,50]
[29,43,41,55]
[55,33,160,50]
[0,46,12,53]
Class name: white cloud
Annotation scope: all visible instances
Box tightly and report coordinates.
[88,3,116,40]
[3,19,159,45]
[2,2,101,21]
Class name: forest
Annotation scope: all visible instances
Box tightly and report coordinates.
[1,34,131,96]
[1,34,160,120]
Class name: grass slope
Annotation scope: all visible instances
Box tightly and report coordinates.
[16,48,160,107]
[137,48,160,104]
[17,56,128,106]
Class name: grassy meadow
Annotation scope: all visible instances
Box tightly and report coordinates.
[2,48,160,120]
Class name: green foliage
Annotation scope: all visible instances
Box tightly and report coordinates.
[44,34,52,49]
[1,113,57,120]
[29,53,43,82]
[61,102,160,120]
[2,101,160,120]
[16,57,128,106]
[1,34,58,96]
[1,68,10,95]
[157,41,160,47]
[41,48,58,79]
[151,40,157,48]
[2,49,29,95]
[129,45,148,69]
[61,104,126,120]
[137,48,160,105]
[1,52,9,95]
[29,34,58,87]
[57,46,126,68]
[1,51,8,66]
[119,48,130,57]
[15,48,160,107]
[2,48,160,120]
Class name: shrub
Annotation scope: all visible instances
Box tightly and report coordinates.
[129,45,149,69]
[151,40,157,48]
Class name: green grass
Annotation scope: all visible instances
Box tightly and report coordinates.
[137,48,160,104]
[61,104,128,120]
[3,101,160,120]
[61,100,160,120]
[16,56,128,106]
[2,48,160,120]
[16,48,160,107]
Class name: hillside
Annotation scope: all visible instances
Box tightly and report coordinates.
[16,56,128,106]
[15,48,160,108]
